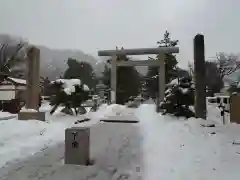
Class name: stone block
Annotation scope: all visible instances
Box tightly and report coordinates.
[18,111,45,121]
[65,127,90,165]
[230,94,240,124]
[100,115,139,123]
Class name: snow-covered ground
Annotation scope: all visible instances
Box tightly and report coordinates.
[0,101,240,179]
[136,104,240,180]
[0,103,132,168]
[0,112,17,120]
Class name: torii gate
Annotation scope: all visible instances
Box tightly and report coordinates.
[98,47,179,110]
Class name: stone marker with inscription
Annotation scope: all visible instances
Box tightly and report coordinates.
[65,127,90,165]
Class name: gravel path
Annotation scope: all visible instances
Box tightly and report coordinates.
[0,122,143,180]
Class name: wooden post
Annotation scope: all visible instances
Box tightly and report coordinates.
[194,34,207,119]
[111,55,117,103]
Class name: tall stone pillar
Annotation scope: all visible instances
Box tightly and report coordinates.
[159,54,166,102]
[157,53,166,112]
[194,34,207,119]
[18,46,45,121]
[26,47,40,110]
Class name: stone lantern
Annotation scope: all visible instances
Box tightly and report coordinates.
[96,79,107,103]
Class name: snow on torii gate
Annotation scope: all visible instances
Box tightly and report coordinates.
[98,47,179,107]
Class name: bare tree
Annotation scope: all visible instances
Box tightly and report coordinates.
[215,52,240,79]
[0,40,26,77]
[188,60,224,95]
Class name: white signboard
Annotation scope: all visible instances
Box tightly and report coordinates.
[111,90,115,102]
[0,91,15,100]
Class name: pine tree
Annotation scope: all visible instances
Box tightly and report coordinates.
[160,76,195,118]
[49,79,90,115]
[63,58,96,89]
[146,30,178,98]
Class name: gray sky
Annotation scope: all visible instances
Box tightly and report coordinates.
[0,0,239,68]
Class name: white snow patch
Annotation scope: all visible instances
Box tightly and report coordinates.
[135,104,240,180]
[51,78,89,95]
[0,118,74,168]
[20,108,38,113]
[0,111,16,120]
[169,78,178,85]
[0,103,131,168]
[179,87,189,94]
[83,84,89,91]
[54,79,81,86]
[8,77,26,85]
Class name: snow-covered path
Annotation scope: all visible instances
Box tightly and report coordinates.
[0,122,142,180]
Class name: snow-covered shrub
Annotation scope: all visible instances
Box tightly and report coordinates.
[49,79,90,115]
[160,77,195,118]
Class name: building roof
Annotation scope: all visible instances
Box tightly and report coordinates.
[5,77,26,85]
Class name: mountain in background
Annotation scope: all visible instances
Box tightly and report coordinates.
[0,34,193,80]
[38,46,99,80]
[0,34,100,80]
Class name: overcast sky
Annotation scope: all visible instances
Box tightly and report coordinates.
[0,0,239,68]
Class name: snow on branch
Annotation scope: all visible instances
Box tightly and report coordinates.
[50,78,89,95]
[215,52,240,79]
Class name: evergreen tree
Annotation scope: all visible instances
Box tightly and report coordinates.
[146,30,178,98]
[160,76,195,118]
[64,58,96,89]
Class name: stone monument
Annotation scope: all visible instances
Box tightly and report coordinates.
[18,46,45,121]
[194,34,207,119]
[65,127,90,165]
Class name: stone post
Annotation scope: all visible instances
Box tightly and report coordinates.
[158,53,166,112]
[194,34,207,119]
[65,127,90,165]
[26,47,40,110]
[111,55,117,103]
[18,46,45,121]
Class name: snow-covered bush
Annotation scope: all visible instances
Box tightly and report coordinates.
[49,79,90,115]
[160,77,195,118]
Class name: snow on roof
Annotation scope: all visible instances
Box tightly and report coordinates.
[7,77,26,85]
[54,79,81,86]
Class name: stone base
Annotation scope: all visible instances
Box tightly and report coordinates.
[100,115,139,123]
[18,111,45,121]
